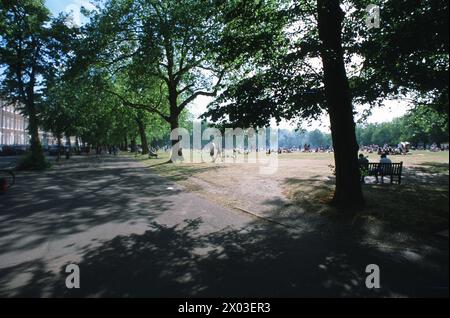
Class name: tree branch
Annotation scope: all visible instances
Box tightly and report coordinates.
[177,70,225,111]
[177,83,195,96]
[105,89,170,122]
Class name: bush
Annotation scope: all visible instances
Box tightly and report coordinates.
[16,152,51,171]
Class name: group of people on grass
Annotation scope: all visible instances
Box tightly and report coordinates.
[359,143,409,155]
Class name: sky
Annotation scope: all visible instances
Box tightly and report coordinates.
[187,96,411,132]
[45,0,95,26]
[45,0,411,133]
[45,0,67,14]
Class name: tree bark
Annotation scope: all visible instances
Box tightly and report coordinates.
[169,115,182,162]
[27,100,44,162]
[135,115,149,155]
[123,135,128,151]
[75,137,80,154]
[130,137,137,153]
[65,134,71,159]
[317,0,364,209]
[57,136,62,162]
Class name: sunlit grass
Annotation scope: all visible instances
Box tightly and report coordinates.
[129,149,449,233]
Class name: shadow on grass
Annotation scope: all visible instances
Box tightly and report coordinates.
[282,168,448,234]
[410,162,449,175]
[362,183,448,233]
[150,164,224,182]
[131,152,224,182]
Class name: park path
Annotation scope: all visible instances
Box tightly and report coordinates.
[0,155,447,297]
[0,155,254,296]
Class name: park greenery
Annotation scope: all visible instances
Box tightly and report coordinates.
[276,105,449,149]
[0,0,448,210]
[356,107,448,147]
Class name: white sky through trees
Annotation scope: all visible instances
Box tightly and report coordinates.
[188,96,411,133]
[45,0,410,133]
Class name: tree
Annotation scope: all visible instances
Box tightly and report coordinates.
[0,0,75,168]
[402,105,449,146]
[204,0,364,208]
[41,79,77,160]
[0,0,50,167]
[134,110,149,155]
[76,0,237,161]
[317,0,364,208]
[204,0,448,209]
[348,0,449,117]
[355,106,448,147]
[308,129,327,147]
[76,77,141,149]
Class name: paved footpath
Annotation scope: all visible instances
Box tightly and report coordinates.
[0,155,447,297]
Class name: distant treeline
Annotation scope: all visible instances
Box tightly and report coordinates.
[146,105,448,150]
[278,129,332,149]
[356,106,448,147]
[277,106,448,149]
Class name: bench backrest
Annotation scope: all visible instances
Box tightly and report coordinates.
[366,162,403,175]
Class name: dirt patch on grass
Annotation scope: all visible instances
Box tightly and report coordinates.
[133,150,449,234]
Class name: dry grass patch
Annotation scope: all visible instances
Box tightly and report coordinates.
[130,150,449,233]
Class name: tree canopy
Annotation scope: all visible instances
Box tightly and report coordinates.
[1,0,447,208]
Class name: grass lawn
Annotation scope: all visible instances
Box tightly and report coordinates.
[133,150,449,234]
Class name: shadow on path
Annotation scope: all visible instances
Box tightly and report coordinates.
[1,217,447,297]
[0,156,447,297]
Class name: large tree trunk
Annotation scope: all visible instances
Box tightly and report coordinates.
[123,135,128,151]
[135,115,149,155]
[167,75,183,162]
[57,135,62,161]
[317,0,364,209]
[65,134,71,159]
[130,137,137,153]
[169,115,182,162]
[27,101,44,162]
[74,137,80,154]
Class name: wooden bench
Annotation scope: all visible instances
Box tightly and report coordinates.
[361,162,403,184]
[148,151,158,159]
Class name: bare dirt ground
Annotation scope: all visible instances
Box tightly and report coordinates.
[139,150,449,234]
